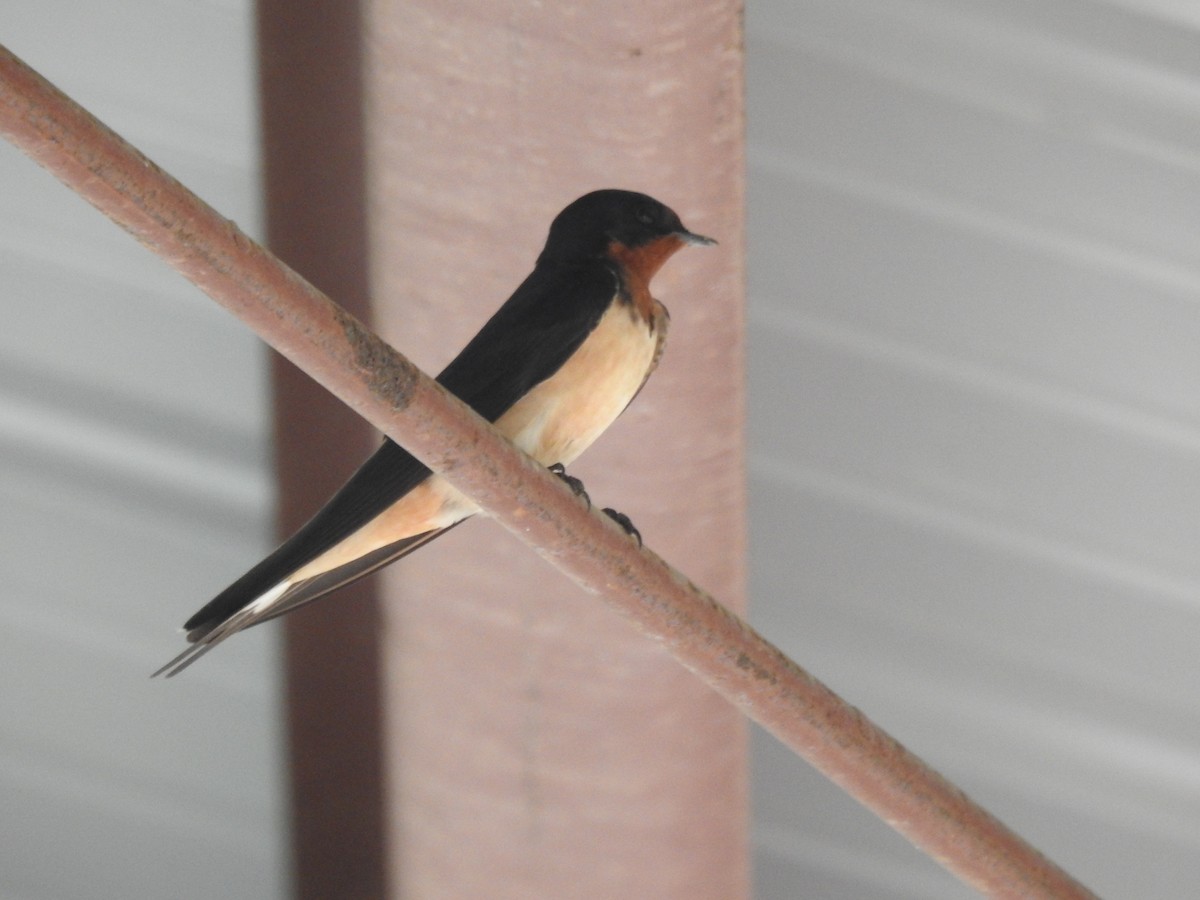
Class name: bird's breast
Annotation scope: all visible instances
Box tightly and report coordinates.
[496,298,665,466]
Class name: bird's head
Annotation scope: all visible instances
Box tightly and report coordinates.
[539,189,715,279]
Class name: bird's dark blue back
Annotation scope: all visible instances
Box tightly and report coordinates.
[183,258,620,632]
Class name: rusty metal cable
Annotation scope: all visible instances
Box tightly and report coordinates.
[0,44,1097,899]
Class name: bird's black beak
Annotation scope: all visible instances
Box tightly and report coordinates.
[678,229,717,247]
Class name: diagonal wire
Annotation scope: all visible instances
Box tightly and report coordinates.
[0,44,1097,899]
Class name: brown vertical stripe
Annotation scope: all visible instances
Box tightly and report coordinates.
[258,3,386,897]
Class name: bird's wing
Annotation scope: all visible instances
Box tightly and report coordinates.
[153,522,463,677]
[160,261,619,670]
[435,260,619,421]
[178,437,434,637]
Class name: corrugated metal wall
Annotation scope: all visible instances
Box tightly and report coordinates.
[747,2,1200,897]
[1,4,285,899]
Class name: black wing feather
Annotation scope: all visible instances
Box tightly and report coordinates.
[436,259,619,420]
[181,260,619,633]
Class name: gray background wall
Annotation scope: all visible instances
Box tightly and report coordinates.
[3,1,1200,898]
[1,3,286,899]
[747,2,1200,897]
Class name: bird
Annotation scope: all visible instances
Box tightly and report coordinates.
[154,188,714,677]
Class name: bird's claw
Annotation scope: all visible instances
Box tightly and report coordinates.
[602,508,642,547]
[548,464,640,545]
[549,462,591,509]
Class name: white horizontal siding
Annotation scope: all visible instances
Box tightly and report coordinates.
[747,1,1200,897]
[0,4,284,899]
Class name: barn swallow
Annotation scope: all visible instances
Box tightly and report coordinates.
[154,188,713,677]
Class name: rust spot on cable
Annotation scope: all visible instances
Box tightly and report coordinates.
[339,308,419,412]
[735,651,778,685]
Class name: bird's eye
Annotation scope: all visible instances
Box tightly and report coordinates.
[634,204,656,226]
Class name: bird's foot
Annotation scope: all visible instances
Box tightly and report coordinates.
[549,464,640,546]
[549,463,590,509]
[602,508,642,547]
